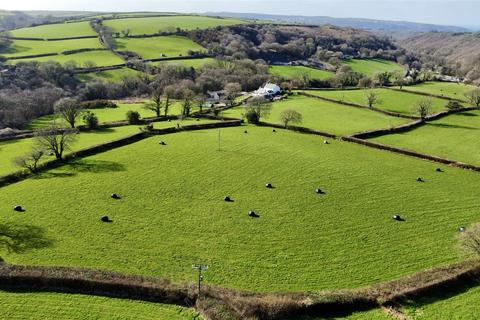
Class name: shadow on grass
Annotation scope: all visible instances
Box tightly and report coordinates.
[428,123,478,130]
[0,223,53,254]
[456,112,479,117]
[65,159,126,174]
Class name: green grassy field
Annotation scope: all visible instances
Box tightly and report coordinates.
[77,68,142,82]
[303,88,452,115]
[1,38,103,58]
[1,126,479,292]
[0,290,201,320]
[12,50,125,67]
[342,59,404,77]
[269,65,334,81]
[10,21,96,38]
[401,285,480,319]
[223,95,409,135]
[104,16,245,35]
[370,110,480,166]
[28,101,191,129]
[150,58,216,69]
[289,308,393,320]
[115,35,206,59]
[0,125,142,176]
[398,82,478,102]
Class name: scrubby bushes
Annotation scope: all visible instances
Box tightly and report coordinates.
[82,111,99,129]
[80,100,118,109]
[126,110,141,124]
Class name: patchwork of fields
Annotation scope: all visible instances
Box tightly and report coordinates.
[103,15,245,35]
[303,88,453,115]
[1,126,479,293]
[224,95,409,135]
[2,12,480,320]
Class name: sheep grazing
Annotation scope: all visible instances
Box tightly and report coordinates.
[323,140,329,145]
[273,129,276,133]
[265,183,273,189]
[111,193,120,199]
[436,168,443,173]
[100,215,112,223]
[459,226,466,232]
[244,130,248,134]
[248,210,259,218]
[315,188,324,194]
[393,214,403,221]
[416,177,424,182]
[224,196,232,202]
[159,141,166,145]
[13,205,24,212]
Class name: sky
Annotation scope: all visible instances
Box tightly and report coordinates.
[1,0,479,28]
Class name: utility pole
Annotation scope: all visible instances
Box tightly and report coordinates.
[192,264,208,297]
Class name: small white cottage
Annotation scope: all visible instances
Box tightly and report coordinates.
[252,83,281,98]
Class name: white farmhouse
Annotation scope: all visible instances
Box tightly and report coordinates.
[252,83,281,99]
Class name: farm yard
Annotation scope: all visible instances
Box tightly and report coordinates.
[303,88,454,115]
[2,10,480,320]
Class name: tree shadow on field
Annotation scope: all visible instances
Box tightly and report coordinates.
[456,112,478,117]
[429,123,478,130]
[64,159,126,174]
[0,223,53,254]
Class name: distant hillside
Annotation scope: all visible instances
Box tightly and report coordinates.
[206,12,469,33]
[0,10,95,31]
[397,32,480,83]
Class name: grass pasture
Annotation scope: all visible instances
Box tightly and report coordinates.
[399,82,478,102]
[401,285,480,319]
[0,125,142,177]
[1,38,103,58]
[115,35,206,59]
[303,88,452,115]
[223,95,409,135]
[12,50,125,67]
[269,65,334,81]
[28,101,191,129]
[342,59,404,77]
[370,110,480,166]
[77,68,143,82]
[0,290,201,320]
[1,126,479,292]
[10,21,96,38]
[104,15,245,35]
[149,58,216,69]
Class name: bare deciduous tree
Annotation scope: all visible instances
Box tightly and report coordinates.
[144,88,163,117]
[465,89,480,107]
[413,98,433,121]
[13,148,45,173]
[279,109,302,128]
[224,82,242,107]
[35,126,78,160]
[244,96,272,124]
[54,97,82,128]
[365,90,380,108]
